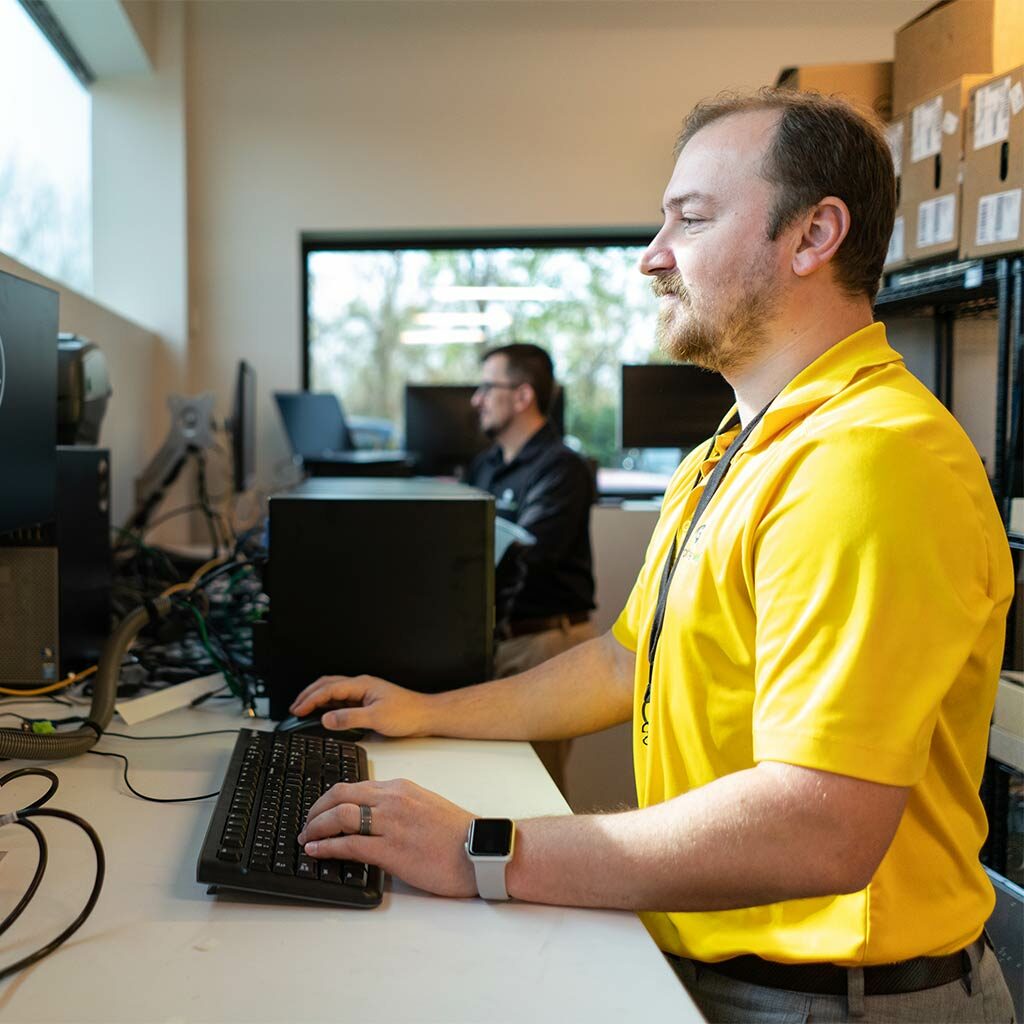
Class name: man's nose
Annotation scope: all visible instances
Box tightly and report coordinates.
[640,228,676,276]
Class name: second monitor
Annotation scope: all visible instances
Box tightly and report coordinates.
[404,383,566,477]
[620,364,734,450]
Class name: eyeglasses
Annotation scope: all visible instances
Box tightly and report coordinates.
[474,381,522,395]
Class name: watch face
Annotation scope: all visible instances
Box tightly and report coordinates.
[468,818,514,857]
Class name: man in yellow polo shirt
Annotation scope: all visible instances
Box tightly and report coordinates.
[291,89,1016,1022]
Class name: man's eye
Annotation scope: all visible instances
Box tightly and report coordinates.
[680,216,704,227]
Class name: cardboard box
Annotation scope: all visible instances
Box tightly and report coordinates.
[962,65,1024,257]
[776,62,893,121]
[894,0,1024,115]
[883,117,910,269]
[905,76,989,262]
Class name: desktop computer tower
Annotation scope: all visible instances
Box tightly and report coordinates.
[56,446,112,672]
[258,478,494,719]
[0,447,111,685]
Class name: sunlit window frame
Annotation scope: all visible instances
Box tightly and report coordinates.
[299,228,655,391]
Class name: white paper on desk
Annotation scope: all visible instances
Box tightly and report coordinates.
[116,673,226,725]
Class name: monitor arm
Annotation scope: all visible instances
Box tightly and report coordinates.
[127,393,217,533]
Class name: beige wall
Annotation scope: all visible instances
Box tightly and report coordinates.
[183,0,929,491]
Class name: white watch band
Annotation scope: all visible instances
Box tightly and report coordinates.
[471,855,511,900]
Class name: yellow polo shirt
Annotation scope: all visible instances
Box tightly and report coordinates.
[613,323,1014,966]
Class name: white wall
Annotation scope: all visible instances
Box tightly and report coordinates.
[92,1,189,428]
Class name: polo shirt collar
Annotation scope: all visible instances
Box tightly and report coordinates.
[731,322,901,451]
[497,420,557,469]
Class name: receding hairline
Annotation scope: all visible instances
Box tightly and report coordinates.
[673,105,783,160]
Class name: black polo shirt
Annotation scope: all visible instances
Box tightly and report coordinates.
[466,421,595,623]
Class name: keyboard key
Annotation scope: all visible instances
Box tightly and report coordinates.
[342,862,368,889]
[319,860,342,883]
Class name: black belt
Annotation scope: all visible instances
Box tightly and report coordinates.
[676,934,984,996]
[499,611,590,640]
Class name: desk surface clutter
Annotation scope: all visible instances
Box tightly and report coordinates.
[0,702,699,1023]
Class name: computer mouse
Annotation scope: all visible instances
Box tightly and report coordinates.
[274,714,364,741]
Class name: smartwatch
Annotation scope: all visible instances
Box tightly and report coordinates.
[465,818,516,900]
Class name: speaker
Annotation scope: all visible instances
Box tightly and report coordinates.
[0,545,60,685]
[258,477,494,719]
[56,446,111,672]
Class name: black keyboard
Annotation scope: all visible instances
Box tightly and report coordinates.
[196,727,384,907]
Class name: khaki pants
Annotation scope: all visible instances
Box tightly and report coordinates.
[493,618,597,795]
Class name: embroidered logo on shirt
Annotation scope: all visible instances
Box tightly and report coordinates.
[681,523,707,563]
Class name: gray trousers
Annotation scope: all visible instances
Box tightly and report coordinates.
[667,943,1016,1023]
[493,617,597,794]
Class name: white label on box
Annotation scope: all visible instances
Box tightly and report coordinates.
[885,215,905,265]
[885,122,904,177]
[1011,82,1024,117]
[912,96,944,162]
[942,111,959,136]
[916,194,956,248]
[973,77,1011,150]
[976,189,1023,246]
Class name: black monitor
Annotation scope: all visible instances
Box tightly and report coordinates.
[620,364,734,449]
[0,270,59,534]
[546,385,566,437]
[274,391,354,459]
[231,360,257,493]
[404,385,487,477]
[403,384,567,477]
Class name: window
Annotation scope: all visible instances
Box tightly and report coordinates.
[304,238,663,467]
[0,0,92,292]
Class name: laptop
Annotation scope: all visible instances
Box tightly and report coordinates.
[274,392,411,470]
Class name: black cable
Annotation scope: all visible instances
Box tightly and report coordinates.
[0,808,105,983]
[196,452,221,556]
[86,749,221,802]
[0,817,46,938]
[0,769,105,983]
[101,728,242,741]
[0,712,35,726]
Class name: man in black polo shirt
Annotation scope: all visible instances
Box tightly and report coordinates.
[466,343,596,792]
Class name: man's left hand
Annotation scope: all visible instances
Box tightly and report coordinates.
[297,779,479,898]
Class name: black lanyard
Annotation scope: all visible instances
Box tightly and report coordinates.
[640,400,774,745]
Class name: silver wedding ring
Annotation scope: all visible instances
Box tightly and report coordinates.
[358,804,373,837]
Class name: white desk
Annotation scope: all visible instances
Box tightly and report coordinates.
[0,703,700,1022]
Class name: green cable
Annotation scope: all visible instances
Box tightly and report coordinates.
[181,604,242,698]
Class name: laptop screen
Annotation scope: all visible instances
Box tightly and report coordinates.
[274,392,353,458]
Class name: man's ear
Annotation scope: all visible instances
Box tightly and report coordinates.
[515,382,537,414]
[791,196,851,279]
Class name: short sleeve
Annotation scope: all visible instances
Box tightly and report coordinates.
[751,429,993,786]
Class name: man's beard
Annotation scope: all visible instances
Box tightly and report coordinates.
[481,411,512,440]
[652,268,779,375]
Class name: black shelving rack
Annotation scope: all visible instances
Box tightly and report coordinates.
[874,253,1024,526]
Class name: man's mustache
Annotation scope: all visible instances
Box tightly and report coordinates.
[650,272,687,300]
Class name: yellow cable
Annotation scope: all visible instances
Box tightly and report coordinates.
[0,664,97,698]
[161,554,230,598]
[1,556,233,698]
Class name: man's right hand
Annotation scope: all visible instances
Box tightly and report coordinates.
[289,675,430,737]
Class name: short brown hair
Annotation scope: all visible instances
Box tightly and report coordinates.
[481,343,555,414]
[675,88,895,300]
